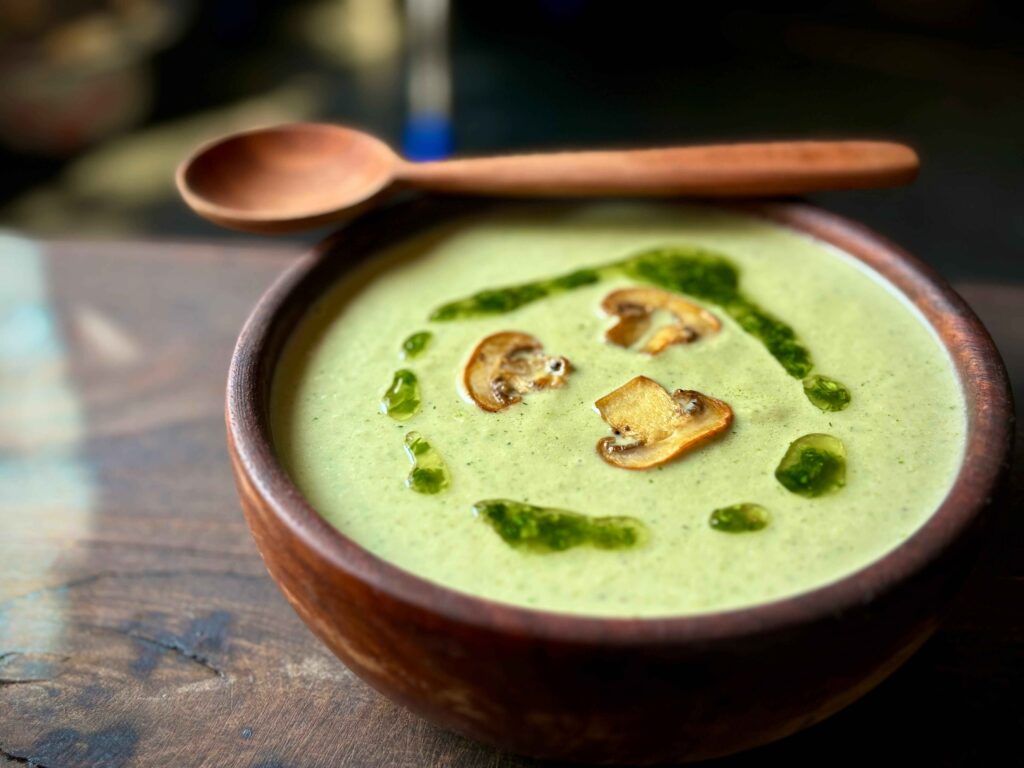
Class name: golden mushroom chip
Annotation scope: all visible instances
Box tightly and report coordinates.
[594,375,733,469]
[601,287,720,354]
[463,331,572,412]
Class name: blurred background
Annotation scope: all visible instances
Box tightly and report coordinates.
[0,0,1022,282]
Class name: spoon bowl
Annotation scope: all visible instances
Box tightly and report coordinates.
[178,124,399,232]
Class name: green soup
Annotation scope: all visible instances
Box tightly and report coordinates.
[272,204,966,617]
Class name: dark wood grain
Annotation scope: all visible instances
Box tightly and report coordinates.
[1,234,1020,767]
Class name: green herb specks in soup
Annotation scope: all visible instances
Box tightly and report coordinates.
[272,203,966,617]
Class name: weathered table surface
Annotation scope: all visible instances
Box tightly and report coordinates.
[1,239,1020,768]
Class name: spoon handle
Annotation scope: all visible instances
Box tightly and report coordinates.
[397,141,918,197]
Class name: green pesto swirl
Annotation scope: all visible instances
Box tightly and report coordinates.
[709,503,770,533]
[401,330,433,360]
[775,434,847,497]
[429,246,848,403]
[802,374,852,412]
[403,431,450,494]
[380,369,421,420]
[473,499,647,554]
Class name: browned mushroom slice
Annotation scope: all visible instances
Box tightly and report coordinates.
[463,331,572,412]
[601,287,720,355]
[594,376,733,470]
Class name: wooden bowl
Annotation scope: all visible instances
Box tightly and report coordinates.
[226,199,1013,764]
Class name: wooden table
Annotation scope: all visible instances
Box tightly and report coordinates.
[1,239,1020,767]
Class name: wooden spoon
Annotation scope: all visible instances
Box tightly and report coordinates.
[176,123,919,234]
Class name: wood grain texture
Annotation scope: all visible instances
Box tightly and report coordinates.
[399,141,919,196]
[178,123,918,234]
[1,235,1020,767]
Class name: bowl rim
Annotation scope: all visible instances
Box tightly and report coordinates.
[227,197,1013,645]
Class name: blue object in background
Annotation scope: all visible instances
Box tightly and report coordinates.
[402,113,453,162]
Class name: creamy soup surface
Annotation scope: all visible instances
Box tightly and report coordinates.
[272,204,966,617]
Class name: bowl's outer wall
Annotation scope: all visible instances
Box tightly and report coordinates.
[226,200,1013,764]
[231,442,983,763]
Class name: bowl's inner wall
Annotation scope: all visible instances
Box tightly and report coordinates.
[239,198,1007,626]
